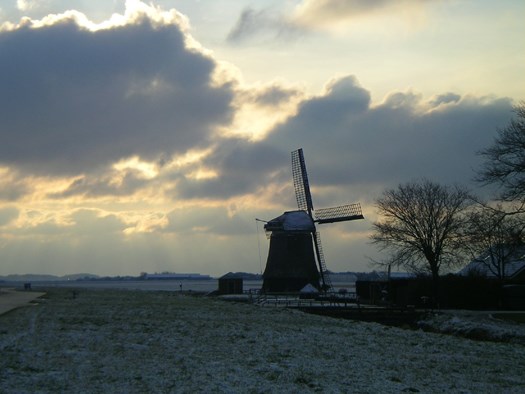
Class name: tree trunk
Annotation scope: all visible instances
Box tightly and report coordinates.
[431,266,440,309]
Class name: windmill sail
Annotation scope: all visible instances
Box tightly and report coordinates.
[291,149,332,290]
[313,231,332,291]
[291,148,313,215]
[314,204,364,224]
[291,149,365,292]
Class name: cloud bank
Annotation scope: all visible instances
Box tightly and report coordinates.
[0,3,234,175]
[0,1,518,276]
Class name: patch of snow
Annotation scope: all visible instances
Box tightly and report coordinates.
[418,310,525,344]
[266,211,315,232]
[0,288,524,393]
[300,284,318,293]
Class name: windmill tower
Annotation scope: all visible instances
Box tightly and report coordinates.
[262,148,364,293]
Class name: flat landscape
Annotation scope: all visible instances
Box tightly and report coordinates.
[1,288,524,393]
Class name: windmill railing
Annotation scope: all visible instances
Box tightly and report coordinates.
[251,293,358,307]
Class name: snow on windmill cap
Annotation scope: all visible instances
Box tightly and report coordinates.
[264,210,315,233]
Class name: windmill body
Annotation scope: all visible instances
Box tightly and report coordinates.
[262,211,320,293]
[262,149,364,293]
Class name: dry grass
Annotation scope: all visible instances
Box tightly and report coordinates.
[1,287,524,393]
[492,313,525,324]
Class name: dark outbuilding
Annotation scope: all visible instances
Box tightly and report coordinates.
[218,273,244,294]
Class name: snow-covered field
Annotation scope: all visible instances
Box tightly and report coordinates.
[1,288,524,393]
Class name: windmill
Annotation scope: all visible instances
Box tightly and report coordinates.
[261,148,364,293]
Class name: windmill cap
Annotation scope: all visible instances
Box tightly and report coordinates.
[264,210,315,233]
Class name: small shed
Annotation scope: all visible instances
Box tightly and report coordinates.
[218,273,244,295]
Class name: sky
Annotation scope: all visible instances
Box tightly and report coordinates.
[0,0,524,277]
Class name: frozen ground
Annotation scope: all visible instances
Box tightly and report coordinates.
[0,288,524,393]
[419,310,525,345]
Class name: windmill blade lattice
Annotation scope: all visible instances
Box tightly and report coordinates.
[313,231,333,291]
[291,148,314,215]
[315,204,364,224]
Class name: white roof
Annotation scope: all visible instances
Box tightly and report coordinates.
[300,283,319,293]
[459,246,525,278]
[265,210,315,232]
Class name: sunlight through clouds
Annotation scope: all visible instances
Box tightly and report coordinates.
[122,211,168,235]
[292,0,434,32]
[6,0,189,32]
[216,79,306,141]
[113,157,158,180]
[0,0,523,276]
[166,148,218,180]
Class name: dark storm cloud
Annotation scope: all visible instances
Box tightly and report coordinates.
[429,92,461,107]
[0,16,234,175]
[166,74,514,204]
[295,76,371,122]
[250,85,302,107]
[264,75,514,195]
[173,140,288,200]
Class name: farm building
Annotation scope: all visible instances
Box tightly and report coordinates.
[458,245,525,284]
[218,273,244,295]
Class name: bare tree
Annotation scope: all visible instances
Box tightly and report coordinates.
[478,102,525,208]
[463,205,525,281]
[371,179,470,303]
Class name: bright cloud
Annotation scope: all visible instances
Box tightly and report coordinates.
[292,0,434,30]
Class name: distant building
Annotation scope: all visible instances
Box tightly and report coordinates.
[458,245,525,283]
[330,273,358,283]
[142,273,212,280]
